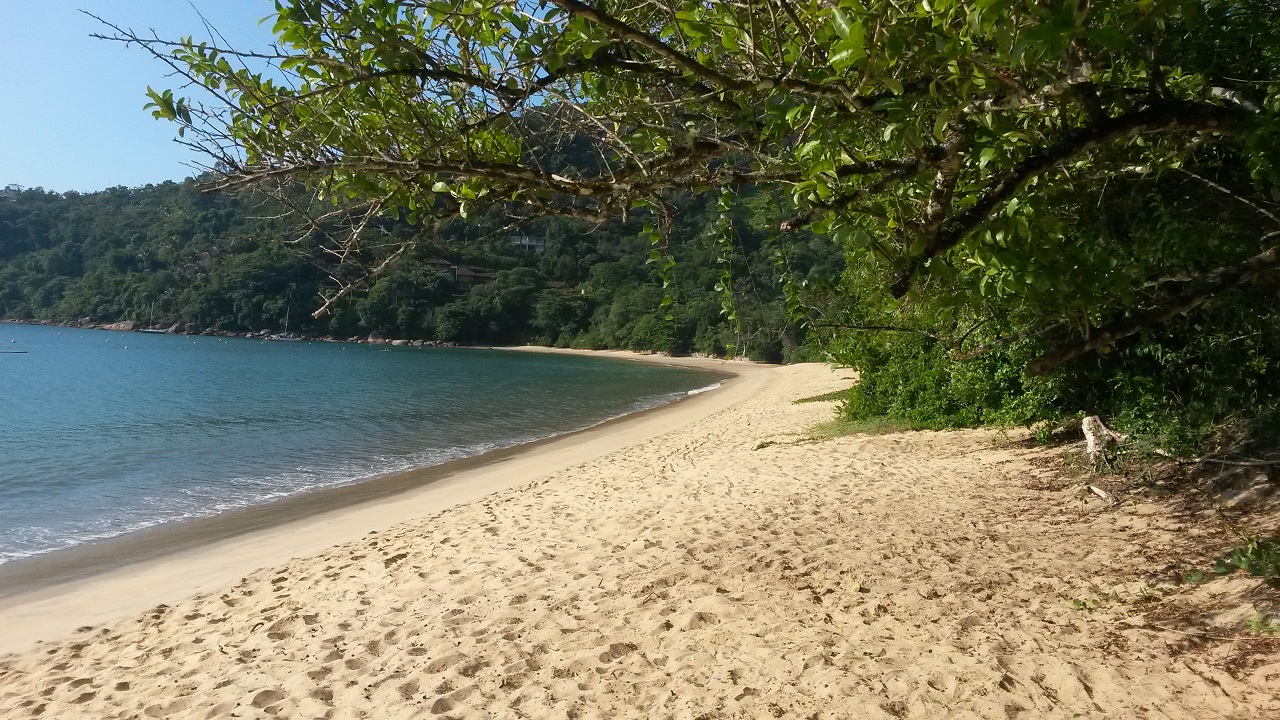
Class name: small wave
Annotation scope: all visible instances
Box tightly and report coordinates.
[0,387,707,566]
[0,441,514,566]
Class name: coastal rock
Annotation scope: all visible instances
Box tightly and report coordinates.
[100,321,138,332]
[391,339,409,346]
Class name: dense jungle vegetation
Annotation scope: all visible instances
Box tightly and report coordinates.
[0,180,837,362]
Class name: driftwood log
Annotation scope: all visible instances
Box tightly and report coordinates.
[1082,415,1128,468]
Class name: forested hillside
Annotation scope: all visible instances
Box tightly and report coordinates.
[0,181,838,362]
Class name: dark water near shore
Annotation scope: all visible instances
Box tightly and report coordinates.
[0,324,719,565]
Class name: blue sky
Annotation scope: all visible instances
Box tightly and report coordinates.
[0,0,277,192]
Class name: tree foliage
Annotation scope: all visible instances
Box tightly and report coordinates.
[98,0,1280,450]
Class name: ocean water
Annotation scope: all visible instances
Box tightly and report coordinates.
[0,324,720,565]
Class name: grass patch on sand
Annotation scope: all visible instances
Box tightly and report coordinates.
[807,416,913,441]
[794,388,851,404]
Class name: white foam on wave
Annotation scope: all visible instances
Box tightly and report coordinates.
[687,382,723,396]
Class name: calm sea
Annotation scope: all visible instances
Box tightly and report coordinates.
[0,324,719,565]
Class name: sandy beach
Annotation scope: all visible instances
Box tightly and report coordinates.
[1,358,1278,718]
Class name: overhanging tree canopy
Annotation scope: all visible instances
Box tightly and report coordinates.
[105,0,1279,374]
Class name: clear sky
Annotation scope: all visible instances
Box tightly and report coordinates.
[0,0,277,192]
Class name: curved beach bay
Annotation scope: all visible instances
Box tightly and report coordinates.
[0,324,722,572]
[2,359,1277,718]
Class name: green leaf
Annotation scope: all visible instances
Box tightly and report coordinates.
[831,7,855,39]
[828,26,866,70]
[933,109,951,141]
[796,139,822,159]
[676,13,712,40]
[978,147,997,170]
[1088,27,1127,52]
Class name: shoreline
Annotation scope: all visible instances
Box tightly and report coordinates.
[2,319,751,360]
[2,362,1275,718]
[0,349,768,655]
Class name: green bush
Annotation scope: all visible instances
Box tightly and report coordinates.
[840,333,1060,430]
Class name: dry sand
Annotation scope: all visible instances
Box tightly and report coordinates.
[1,360,1278,718]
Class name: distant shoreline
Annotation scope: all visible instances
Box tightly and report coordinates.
[0,318,746,361]
[0,316,467,348]
[0,346,764,654]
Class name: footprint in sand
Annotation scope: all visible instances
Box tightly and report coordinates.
[251,688,286,708]
[424,652,465,673]
[598,642,637,663]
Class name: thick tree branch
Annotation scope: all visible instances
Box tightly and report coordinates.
[890,100,1248,298]
[919,132,966,238]
[1026,230,1280,376]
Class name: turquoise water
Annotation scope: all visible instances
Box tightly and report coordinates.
[0,324,719,564]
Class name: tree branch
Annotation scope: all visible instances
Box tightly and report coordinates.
[953,319,1066,361]
[1026,230,1280,376]
[890,100,1248,298]
[551,0,747,91]
[809,323,939,340]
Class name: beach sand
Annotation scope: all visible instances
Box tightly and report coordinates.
[1,360,1277,718]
